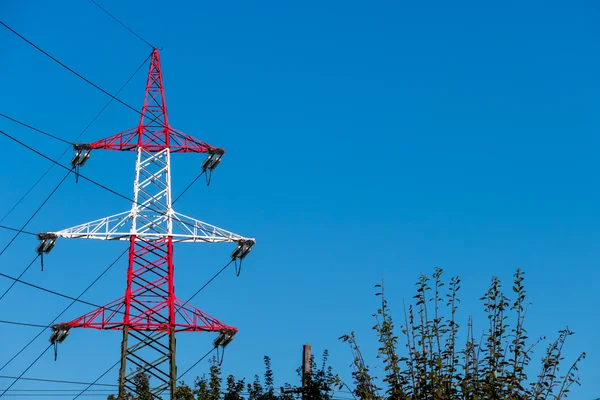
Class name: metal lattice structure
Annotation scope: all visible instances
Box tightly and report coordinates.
[40,49,255,399]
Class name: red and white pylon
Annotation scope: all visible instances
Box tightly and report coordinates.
[40,49,255,399]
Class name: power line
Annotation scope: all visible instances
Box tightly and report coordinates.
[0,269,109,309]
[176,347,216,381]
[0,169,72,257]
[0,376,116,387]
[172,170,206,205]
[72,359,120,400]
[0,20,150,120]
[0,127,133,204]
[0,170,73,304]
[89,0,155,49]
[0,255,39,302]
[0,394,112,397]
[0,319,47,328]
[0,225,36,236]
[0,251,128,396]
[0,53,150,238]
[177,259,234,315]
[0,113,73,145]
[0,248,127,373]
[0,344,52,397]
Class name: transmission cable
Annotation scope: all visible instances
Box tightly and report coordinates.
[72,359,120,400]
[0,53,150,228]
[0,255,39,302]
[172,170,206,205]
[1,21,144,118]
[89,0,155,49]
[0,21,161,125]
[0,248,127,395]
[1,22,214,154]
[0,270,112,310]
[0,376,116,388]
[0,248,127,371]
[0,320,47,328]
[0,225,36,236]
[0,169,73,305]
[176,259,234,318]
[0,344,52,398]
[0,128,135,205]
[0,169,72,258]
[0,113,73,145]
[177,347,216,381]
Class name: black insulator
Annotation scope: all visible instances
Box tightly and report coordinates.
[209,156,222,170]
[36,240,46,255]
[79,151,91,166]
[201,155,214,170]
[70,151,82,168]
[213,329,236,348]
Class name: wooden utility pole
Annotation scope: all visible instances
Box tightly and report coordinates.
[302,343,312,400]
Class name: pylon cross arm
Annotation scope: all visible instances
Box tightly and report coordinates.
[60,292,237,333]
[43,209,254,244]
[86,126,225,154]
[170,211,254,243]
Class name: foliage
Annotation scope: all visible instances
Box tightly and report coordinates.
[340,268,586,399]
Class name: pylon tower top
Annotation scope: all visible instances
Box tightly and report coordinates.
[78,49,224,154]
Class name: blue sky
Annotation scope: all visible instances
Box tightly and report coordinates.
[1,1,599,398]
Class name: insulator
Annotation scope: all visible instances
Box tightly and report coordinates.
[209,156,222,170]
[231,239,255,260]
[231,245,243,259]
[239,243,252,260]
[202,154,223,171]
[37,233,58,255]
[202,154,214,170]
[71,150,91,168]
[36,240,47,255]
[70,151,82,168]
[49,324,71,344]
[79,151,91,166]
[213,329,236,348]
[43,239,56,254]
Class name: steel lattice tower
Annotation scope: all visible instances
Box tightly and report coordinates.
[39,49,255,399]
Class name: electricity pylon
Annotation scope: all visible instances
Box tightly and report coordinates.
[39,49,255,399]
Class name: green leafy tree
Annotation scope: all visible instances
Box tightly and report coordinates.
[209,357,223,400]
[223,375,246,400]
[247,374,264,400]
[174,380,195,400]
[341,268,586,399]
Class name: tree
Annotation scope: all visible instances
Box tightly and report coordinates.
[340,268,586,399]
